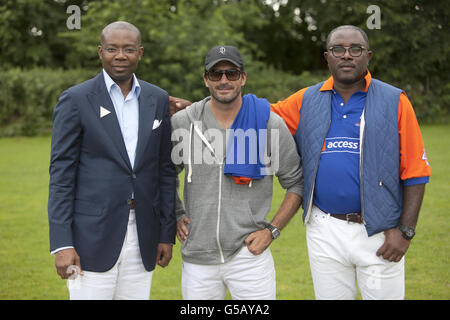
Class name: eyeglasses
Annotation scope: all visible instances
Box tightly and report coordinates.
[206,69,242,81]
[102,46,139,55]
[328,46,367,58]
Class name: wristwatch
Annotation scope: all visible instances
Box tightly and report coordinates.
[265,224,280,240]
[398,224,415,240]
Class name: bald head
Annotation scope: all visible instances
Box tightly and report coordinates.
[98,21,144,84]
[101,21,141,46]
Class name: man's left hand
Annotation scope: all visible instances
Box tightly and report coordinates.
[376,228,410,262]
[244,229,272,255]
[156,243,173,267]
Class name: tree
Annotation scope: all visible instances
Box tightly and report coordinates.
[238,0,449,122]
[62,0,305,101]
[0,0,87,68]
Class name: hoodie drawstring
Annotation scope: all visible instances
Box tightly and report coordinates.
[187,122,193,183]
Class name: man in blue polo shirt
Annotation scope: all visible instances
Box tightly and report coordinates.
[271,25,430,300]
[313,89,366,214]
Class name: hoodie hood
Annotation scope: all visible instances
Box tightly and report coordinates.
[185,96,211,124]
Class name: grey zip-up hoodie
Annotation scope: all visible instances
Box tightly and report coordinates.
[171,96,303,265]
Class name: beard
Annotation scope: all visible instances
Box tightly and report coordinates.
[209,83,241,104]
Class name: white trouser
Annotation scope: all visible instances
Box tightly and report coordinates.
[68,210,153,300]
[182,246,276,300]
[306,206,405,300]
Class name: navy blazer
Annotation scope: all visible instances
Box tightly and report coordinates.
[48,72,176,272]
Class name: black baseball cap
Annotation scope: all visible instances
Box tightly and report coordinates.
[204,45,244,71]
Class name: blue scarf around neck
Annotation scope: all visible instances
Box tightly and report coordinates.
[224,94,271,182]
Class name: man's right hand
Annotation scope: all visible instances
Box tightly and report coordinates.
[55,248,83,279]
[176,216,191,243]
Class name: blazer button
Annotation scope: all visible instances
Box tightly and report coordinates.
[132,173,137,179]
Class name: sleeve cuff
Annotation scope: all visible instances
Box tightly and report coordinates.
[403,176,429,186]
[50,246,74,255]
[286,184,304,198]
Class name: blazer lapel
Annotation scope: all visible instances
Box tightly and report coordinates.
[134,85,156,171]
[87,73,133,171]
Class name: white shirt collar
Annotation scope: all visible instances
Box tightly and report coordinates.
[102,69,141,98]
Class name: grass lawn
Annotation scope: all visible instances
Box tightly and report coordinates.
[0,125,448,300]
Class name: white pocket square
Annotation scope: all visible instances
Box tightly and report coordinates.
[152,119,162,130]
[100,106,111,118]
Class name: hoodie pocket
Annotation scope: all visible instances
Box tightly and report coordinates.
[219,198,262,251]
[183,200,220,253]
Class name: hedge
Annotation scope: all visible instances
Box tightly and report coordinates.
[0,67,446,137]
[0,67,324,136]
[0,68,96,136]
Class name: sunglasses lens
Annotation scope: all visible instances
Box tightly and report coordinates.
[208,71,223,81]
[225,70,240,81]
[207,70,241,81]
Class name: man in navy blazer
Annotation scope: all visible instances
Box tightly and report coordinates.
[48,21,176,299]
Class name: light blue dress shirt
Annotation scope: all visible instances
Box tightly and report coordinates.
[102,69,141,169]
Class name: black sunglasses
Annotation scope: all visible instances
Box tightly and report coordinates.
[206,69,242,81]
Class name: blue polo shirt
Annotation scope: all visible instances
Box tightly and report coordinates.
[313,89,366,214]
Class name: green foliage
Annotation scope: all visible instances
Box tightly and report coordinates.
[62,0,275,101]
[0,0,331,136]
[0,0,448,136]
[0,66,327,136]
[0,68,96,136]
[247,0,449,123]
[0,0,86,68]
[367,1,450,123]
[244,66,329,103]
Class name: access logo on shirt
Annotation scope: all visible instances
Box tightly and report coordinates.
[322,137,360,154]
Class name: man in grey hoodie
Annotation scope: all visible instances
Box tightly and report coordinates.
[171,46,303,300]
